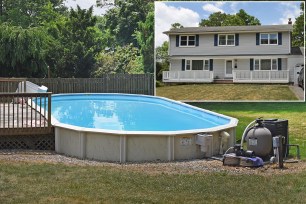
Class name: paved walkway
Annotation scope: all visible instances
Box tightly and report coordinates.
[289,85,304,101]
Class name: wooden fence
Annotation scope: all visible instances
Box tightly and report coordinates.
[0,78,27,93]
[28,74,154,95]
[0,92,52,136]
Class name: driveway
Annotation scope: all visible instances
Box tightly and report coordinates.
[289,85,304,101]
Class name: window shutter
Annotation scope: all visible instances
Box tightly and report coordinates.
[250,58,254,71]
[209,59,213,71]
[196,35,199,46]
[278,32,282,45]
[214,34,218,46]
[235,34,239,46]
[256,33,259,45]
[182,59,185,71]
[278,58,282,70]
[176,35,179,47]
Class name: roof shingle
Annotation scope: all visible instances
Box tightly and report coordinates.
[163,25,293,35]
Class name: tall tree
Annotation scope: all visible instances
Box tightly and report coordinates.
[98,0,153,47]
[0,24,51,77]
[292,3,304,47]
[0,0,66,27]
[52,6,102,77]
[199,9,260,27]
[134,9,154,73]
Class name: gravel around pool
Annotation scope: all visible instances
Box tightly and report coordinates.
[0,150,305,176]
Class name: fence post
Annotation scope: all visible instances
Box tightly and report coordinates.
[48,93,51,128]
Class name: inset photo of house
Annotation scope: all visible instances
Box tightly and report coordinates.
[155,1,305,101]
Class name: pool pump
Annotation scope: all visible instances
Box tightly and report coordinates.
[223,118,299,167]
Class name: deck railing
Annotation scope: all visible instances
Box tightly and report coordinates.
[163,71,214,83]
[233,70,290,83]
[0,92,52,136]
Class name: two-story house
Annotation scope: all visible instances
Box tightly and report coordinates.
[163,21,304,84]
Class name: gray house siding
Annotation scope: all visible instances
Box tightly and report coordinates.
[169,59,182,71]
[169,58,289,79]
[169,32,290,56]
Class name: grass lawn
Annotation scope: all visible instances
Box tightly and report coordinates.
[0,102,305,203]
[156,84,298,101]
[190,102,306,158]
[0,162,306,203]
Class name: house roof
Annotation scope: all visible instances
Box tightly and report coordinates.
[291,47,303,55]
[163,25,293,35]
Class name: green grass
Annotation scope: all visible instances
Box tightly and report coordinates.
[190,102,306,158]
[0,162,306,203]
[0,102,306,203]
[157,84,298,100]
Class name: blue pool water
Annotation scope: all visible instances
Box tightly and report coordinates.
[48,94,231,131]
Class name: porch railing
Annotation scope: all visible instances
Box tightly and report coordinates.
[163,71,214,82]
[233,70,290,83]
[0,92,52,136]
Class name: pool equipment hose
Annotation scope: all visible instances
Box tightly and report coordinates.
[219,131,230,155]
[240,119,259,148]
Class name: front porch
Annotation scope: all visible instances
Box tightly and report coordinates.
[163,70,214,83]
[163,70,290,83]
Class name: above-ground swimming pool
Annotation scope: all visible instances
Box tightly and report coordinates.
[48,94,238,162]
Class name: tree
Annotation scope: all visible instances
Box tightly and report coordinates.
[51,6,102,77]
[171,22,184,29]
[92,44,143,76]
[134,9,154,73]
[0,0,66,27]
[99,0,153,47]
[156,41,169,81]
[292,3,304,47]
[0,24,51,77]
[199,9,260,27]
[235,9,261,25]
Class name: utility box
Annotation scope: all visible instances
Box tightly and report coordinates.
[196,134,213,157]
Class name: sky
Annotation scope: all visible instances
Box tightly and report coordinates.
[155,1,303,47]
[64,0,113,15]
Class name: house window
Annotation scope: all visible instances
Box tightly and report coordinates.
[185,60,210,71]
[180,35,196,47]
[192,60,203,70]
[218,34,235,46]
[261,59,271,70]
[260,33,278,45]
[254,59,278,71]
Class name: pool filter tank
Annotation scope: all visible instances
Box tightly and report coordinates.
[243,118,289,159]
[245,120,273,158]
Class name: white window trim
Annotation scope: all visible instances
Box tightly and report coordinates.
[253,58,278,71]
[260,33,278,45]
[218,34,235,46]
[179,35,196,47]
[184,59,210,71]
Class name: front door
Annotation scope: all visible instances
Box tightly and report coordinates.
[225,60,233,78]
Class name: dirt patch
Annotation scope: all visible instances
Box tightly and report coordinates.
[0,150,305,176]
